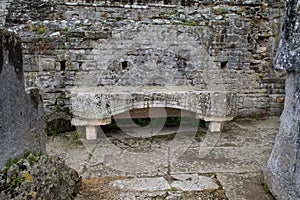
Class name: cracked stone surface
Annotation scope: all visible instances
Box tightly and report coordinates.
[218,173,273,200]
[170,174,219,191]
[47,116,279,199]
[110,177,171,191]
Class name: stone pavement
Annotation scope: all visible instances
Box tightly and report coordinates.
[47,116,279,199]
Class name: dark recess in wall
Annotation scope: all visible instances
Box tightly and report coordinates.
[121,61,128,70]
[221,61,228,69]
[60,60,66,71]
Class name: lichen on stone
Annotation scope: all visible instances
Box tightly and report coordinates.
[0,152,81,200]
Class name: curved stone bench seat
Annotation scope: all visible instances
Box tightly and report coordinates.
[71,86,236,139]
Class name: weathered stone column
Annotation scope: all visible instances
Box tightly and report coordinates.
[0,30,45,168]
[264,1,300,199]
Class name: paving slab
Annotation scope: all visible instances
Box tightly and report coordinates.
[47,117,280,199]
[170,174,219,191]
[110,177,171,191]
[170,146,273,174]
[217,172,274,200]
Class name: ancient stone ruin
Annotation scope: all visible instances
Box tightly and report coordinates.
[0,29,44,168]
[264,0,300,199]
[0,0,287,137]
[0,0,299,199]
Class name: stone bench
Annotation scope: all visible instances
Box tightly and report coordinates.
[71,86,236,140]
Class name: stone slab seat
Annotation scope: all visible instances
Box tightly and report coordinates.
[70,86,237,140]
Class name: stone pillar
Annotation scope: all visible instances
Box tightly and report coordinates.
[208,121,223,132]
[86,126,98,140]
[0,30,45,168]
[264,1,300,199]
[71,118,111,140]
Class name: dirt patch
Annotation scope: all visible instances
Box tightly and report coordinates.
[77,176,228,200]
[76,176,129,200]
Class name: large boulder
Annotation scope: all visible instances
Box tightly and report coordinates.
[0,29,45,168]
[264,1,300,199]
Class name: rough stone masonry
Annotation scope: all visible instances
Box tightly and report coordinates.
[0,29,45,168]
[264,0,300,199]
[1,0,287,134]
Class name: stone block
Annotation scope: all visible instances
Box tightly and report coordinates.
[0,30,45,168]
[86,126,97,140]
[208,122,223,132]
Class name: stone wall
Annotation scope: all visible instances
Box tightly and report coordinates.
[0,29,45,168]
[264,0,300,199]
[0,0,12,27]
[3,0,286,132]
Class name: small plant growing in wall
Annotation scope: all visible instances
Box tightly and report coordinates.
[57,95,64,100]
[170,187,178,192]
[37,27,47,35]
[236,10,244,16]
[212,7,227,15]
[252,112,260,120]
[183,21,198,26]
[101,12,108,18]
[262,183,271,195]
[159,10,177,18]
[196,129,205,137]
[55,105,61,112]
[61,27,68,34]
[71,131,81,141]
[49,130,58,137]
[61,45,67,49]
[62,107,70,115]
[171,20,199,27]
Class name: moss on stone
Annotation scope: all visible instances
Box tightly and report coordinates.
[37,27,47,35]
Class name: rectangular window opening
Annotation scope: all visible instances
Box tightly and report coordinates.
[121,61,128,70]
[60,60,66,71]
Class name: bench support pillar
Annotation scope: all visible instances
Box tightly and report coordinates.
[86,125,98,140]
[72,118,111,140]
[208,121,224,132]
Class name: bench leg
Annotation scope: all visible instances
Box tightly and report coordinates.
[208,121,223,132]
[86,125,97,140]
